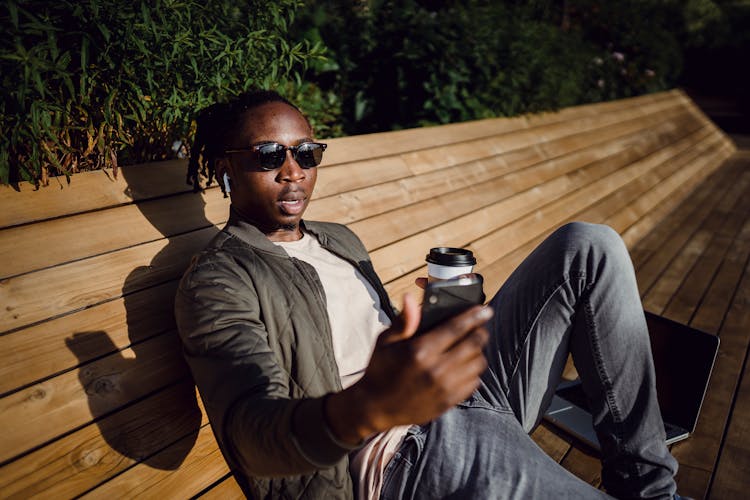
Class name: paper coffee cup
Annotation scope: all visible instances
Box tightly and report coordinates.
[426,247,476,281]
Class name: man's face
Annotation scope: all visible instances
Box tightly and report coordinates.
[222,101,318,242]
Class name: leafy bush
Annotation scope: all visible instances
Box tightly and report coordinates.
[293,0,685,134]
[1,0,329,186]
[5,0,735,187]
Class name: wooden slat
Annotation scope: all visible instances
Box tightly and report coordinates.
[633,160,742,297]
[0,189,226,280]
[0,281,177,397]
[660,169,750,324]
[80,425,229,499]
[710,338,750,498]
[0,332,189,464]
[594,131,720,232]
[0,382,205,499]
[627,146,737,259]
[196,475,244,500]
[325,91,673,167]
[350,112,703,252]
[399,94,683,177]
[641,162,749,315]
[560,447,602,489]
[643,229,718,314]
[615,138,732,247]
[319,104,697,227]
[0,160,190,229]
[620,144,734,249]
[530,424,573,463]
[691,211,750,335]
[466,129,723,277]
[0,227,217,334]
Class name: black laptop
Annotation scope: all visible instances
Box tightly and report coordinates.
[544,312,719,449]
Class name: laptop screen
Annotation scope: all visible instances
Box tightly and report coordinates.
[645,312,719,432]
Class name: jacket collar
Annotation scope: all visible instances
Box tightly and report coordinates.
[223,207,288,255]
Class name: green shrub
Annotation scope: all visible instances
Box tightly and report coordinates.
[1,0,330,186]
[293,0,684,134]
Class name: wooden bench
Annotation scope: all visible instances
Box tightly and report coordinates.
[1,89,746,498]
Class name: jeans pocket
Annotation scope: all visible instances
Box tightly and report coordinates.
[380,427,425,500]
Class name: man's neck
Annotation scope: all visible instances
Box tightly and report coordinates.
[230,205,303,242]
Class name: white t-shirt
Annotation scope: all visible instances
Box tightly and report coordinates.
[276,231,410,500]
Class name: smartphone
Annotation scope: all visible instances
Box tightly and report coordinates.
[417,273,485,334]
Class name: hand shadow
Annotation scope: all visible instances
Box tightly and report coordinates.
[66,161,218,470]
[66,331,201,469]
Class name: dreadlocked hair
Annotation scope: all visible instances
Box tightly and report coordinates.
[186,89,303,198]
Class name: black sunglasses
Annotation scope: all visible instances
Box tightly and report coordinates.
[224,141,327,171]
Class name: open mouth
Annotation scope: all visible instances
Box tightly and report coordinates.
[278,195,306,215]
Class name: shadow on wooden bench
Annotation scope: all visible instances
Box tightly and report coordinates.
[0,89,743,498]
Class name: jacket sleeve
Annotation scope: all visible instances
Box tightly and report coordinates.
[174,256,357,478]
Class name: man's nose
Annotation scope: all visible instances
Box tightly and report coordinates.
[277,151,305,182]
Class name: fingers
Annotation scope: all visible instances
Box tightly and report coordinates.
[414,277,428,289]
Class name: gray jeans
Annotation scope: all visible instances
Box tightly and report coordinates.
[380,222,678,499]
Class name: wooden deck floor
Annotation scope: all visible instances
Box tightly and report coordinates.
[533,143,750,498]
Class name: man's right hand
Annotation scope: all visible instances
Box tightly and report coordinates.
[325,293,492,445]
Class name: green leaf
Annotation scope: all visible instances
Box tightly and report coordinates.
[33,71,45,97]
[99,23,111,42]
[8,1,19,29]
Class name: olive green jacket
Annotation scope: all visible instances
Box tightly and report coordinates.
[175,209,396,499]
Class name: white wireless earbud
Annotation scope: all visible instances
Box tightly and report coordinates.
[223,172,231,193]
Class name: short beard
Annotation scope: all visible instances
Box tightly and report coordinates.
[279,222,297,232]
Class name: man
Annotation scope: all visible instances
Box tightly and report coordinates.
[175,90,680,499]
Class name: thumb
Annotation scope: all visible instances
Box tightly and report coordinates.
[401,292,421,337]
[378,293,421,345]
[395,292,421,340]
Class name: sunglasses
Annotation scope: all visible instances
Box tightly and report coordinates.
[224,141,327,171]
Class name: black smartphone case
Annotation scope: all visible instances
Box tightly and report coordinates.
[417,275,485,334]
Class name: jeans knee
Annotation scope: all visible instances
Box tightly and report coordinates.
[553,222,631,270]
[555,222,622,250]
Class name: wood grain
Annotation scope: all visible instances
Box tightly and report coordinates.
[195,475,245,499]
[0,188,227,280]
[80,424,228,499]
[0,382,205,499]
[709,336,750,498]
[0,332,189,464]
[0,226,217,334]
[0,281,177,396]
